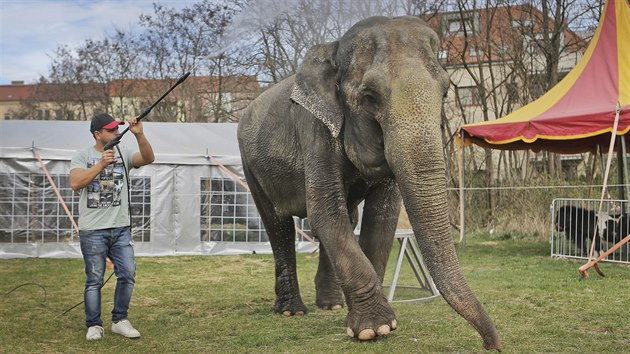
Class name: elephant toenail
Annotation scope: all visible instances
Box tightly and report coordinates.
[332,304,342,310]
[282,311,291,316]
[377,325,390,336]
[391,319,398,330]
[358,329,376,340]
[346,327,354,337]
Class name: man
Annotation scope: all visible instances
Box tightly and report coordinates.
[70,113,155,341]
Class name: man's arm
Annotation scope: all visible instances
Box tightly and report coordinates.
[69,150,115,191]
[129,118,155,168]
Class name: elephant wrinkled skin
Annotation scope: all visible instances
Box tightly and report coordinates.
[237,16,501,351]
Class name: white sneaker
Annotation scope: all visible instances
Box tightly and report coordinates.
[111,319,141,338]
[86,325,104,340]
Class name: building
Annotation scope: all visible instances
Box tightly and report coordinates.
[0,75,260,123]
[423,4,590,180]
[425,3,587,123]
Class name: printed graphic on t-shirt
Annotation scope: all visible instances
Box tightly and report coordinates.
[86,157,125,208]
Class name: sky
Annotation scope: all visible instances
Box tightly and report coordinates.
[0,0,196,85]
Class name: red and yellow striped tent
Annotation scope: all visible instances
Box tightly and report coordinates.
[458,0,630,154]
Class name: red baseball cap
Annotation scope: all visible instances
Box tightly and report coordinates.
[90,113,125,133]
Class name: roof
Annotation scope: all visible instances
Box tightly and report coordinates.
[0,75,260,103]
[0,120,242,166]
[108,75,260,98]
[0,84,33,102]
[458,0,630,154]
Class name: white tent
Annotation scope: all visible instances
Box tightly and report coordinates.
[0,120,316,258]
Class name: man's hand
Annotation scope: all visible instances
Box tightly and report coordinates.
[100,149,116,167]
[129,117,144,135]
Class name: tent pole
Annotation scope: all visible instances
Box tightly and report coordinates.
[617,136,625,201]
[598,146,607,196]
[458,131,466,250]
[620,135,630,211]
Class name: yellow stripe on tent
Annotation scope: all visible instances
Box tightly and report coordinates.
[617,0,630,105]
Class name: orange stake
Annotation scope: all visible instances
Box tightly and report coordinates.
[32,146,114,269]
[579,233,630,277]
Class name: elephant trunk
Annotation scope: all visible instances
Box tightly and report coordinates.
[384,121,501,351]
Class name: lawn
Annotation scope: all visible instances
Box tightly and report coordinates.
[1,235,629,353]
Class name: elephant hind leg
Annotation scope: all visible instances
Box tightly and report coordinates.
[245,171,308,316]
[315,243,344,310]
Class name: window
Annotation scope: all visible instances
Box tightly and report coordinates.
[469,48,483,58]
[199,178,312,243]
[446,15,475,35]
[0,173,151,243]
[512,19,533,28]
[448,19,462,34]
[129,176,152,242]
[496,43,510,55]
[200,178,267,242]
[438,50,448,60]
[0,173,75,243]
[457,86,481,106]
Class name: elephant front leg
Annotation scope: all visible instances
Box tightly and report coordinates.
[308,194,396,341]
[359,180,401,280]
[315,243,344,310]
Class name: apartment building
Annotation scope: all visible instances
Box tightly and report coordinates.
[428,4,586,121]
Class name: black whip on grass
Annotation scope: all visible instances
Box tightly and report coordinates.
[56,271,116,317]
[4,271,115,317]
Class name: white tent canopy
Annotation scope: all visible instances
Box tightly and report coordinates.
[0,120,242,165]
[0,120,316,258]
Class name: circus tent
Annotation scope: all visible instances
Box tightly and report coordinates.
[458,0,630,154]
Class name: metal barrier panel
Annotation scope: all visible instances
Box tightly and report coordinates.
[551,198,630,264]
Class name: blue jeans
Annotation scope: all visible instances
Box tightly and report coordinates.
[79,227,136,328]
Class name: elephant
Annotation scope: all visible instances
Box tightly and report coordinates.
[237,16,501,351]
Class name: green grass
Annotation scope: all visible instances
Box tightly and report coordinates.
[1,235,629,353]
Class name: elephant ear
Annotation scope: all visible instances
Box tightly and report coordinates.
[290,42,343,138]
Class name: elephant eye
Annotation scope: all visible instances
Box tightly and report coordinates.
[361,89,379,105]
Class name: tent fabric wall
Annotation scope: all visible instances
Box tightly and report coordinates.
[0,120,317,259]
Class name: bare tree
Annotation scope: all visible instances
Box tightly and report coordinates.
[136,0,250,122]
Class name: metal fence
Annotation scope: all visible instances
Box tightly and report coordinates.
[551,198,630,264]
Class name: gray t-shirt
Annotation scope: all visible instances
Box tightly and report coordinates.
[70,146,135,231]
